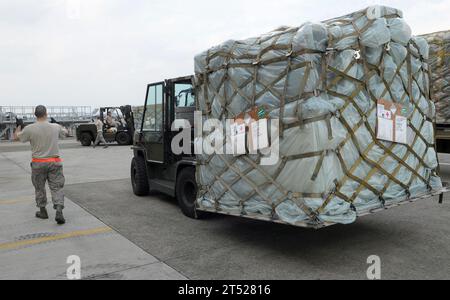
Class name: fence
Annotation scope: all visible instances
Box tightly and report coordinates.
[0,106,92,141]
[0,106,92,123]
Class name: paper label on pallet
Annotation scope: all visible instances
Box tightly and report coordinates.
[230,121,246,155]
[376,99,408,145]
[248,119,269,153]
[377,117,394,141]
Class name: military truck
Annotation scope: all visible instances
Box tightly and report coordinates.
[76,106,135,146]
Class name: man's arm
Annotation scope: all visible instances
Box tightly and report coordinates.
[13,127,21,141]
[59,125,69,139]
[16,126,30,143]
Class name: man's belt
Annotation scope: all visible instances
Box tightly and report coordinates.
[32,157,63,163]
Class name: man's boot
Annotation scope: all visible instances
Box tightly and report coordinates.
[36,207,49,220]
[55,205,66,225]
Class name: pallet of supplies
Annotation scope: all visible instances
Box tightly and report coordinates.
[194,5,443,228]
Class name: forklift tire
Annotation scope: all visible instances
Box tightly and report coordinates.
[131,156,150,196]
[176,167,203,219]
[116,132,132,145]
[80,133,92,147]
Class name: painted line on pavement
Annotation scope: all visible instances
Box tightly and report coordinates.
[0,227,113,251]
[0,197,33,205]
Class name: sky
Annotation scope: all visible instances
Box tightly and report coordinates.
[0,0,449,108]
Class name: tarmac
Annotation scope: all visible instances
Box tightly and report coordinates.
[0,139,449,280]
[0,140,185,280]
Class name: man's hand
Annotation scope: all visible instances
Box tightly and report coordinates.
[13,127,22,141]
[15,118,24,130]
[59,125,69,138]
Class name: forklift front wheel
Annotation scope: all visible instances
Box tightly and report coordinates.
[117,132,132,145]
[176,167,203,219]
[131,156,150,196]
[80,133,92,147]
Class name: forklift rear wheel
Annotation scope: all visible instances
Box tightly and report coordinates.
[131,156,150,196]
[176,167,203,219]
[117,132,132,145]
[80,133,92,147]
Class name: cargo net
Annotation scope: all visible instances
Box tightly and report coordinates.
[422,30,450,124]
[194,6,443,227]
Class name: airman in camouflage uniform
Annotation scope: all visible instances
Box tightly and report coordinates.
[17,105,68,225]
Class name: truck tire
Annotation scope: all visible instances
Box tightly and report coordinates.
[116,132,132,145]
[131,156,149,196]
[176,167,203,219]
[80,133,92,146]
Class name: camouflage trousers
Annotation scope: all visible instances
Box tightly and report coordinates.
[31,162,65,209]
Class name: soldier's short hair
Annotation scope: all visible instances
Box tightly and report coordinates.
[34,105,47,118]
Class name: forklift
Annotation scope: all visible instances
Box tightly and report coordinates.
[131,76,200,218]
[76,106,135,146]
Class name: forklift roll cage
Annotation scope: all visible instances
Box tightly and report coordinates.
[133,76,196,197]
